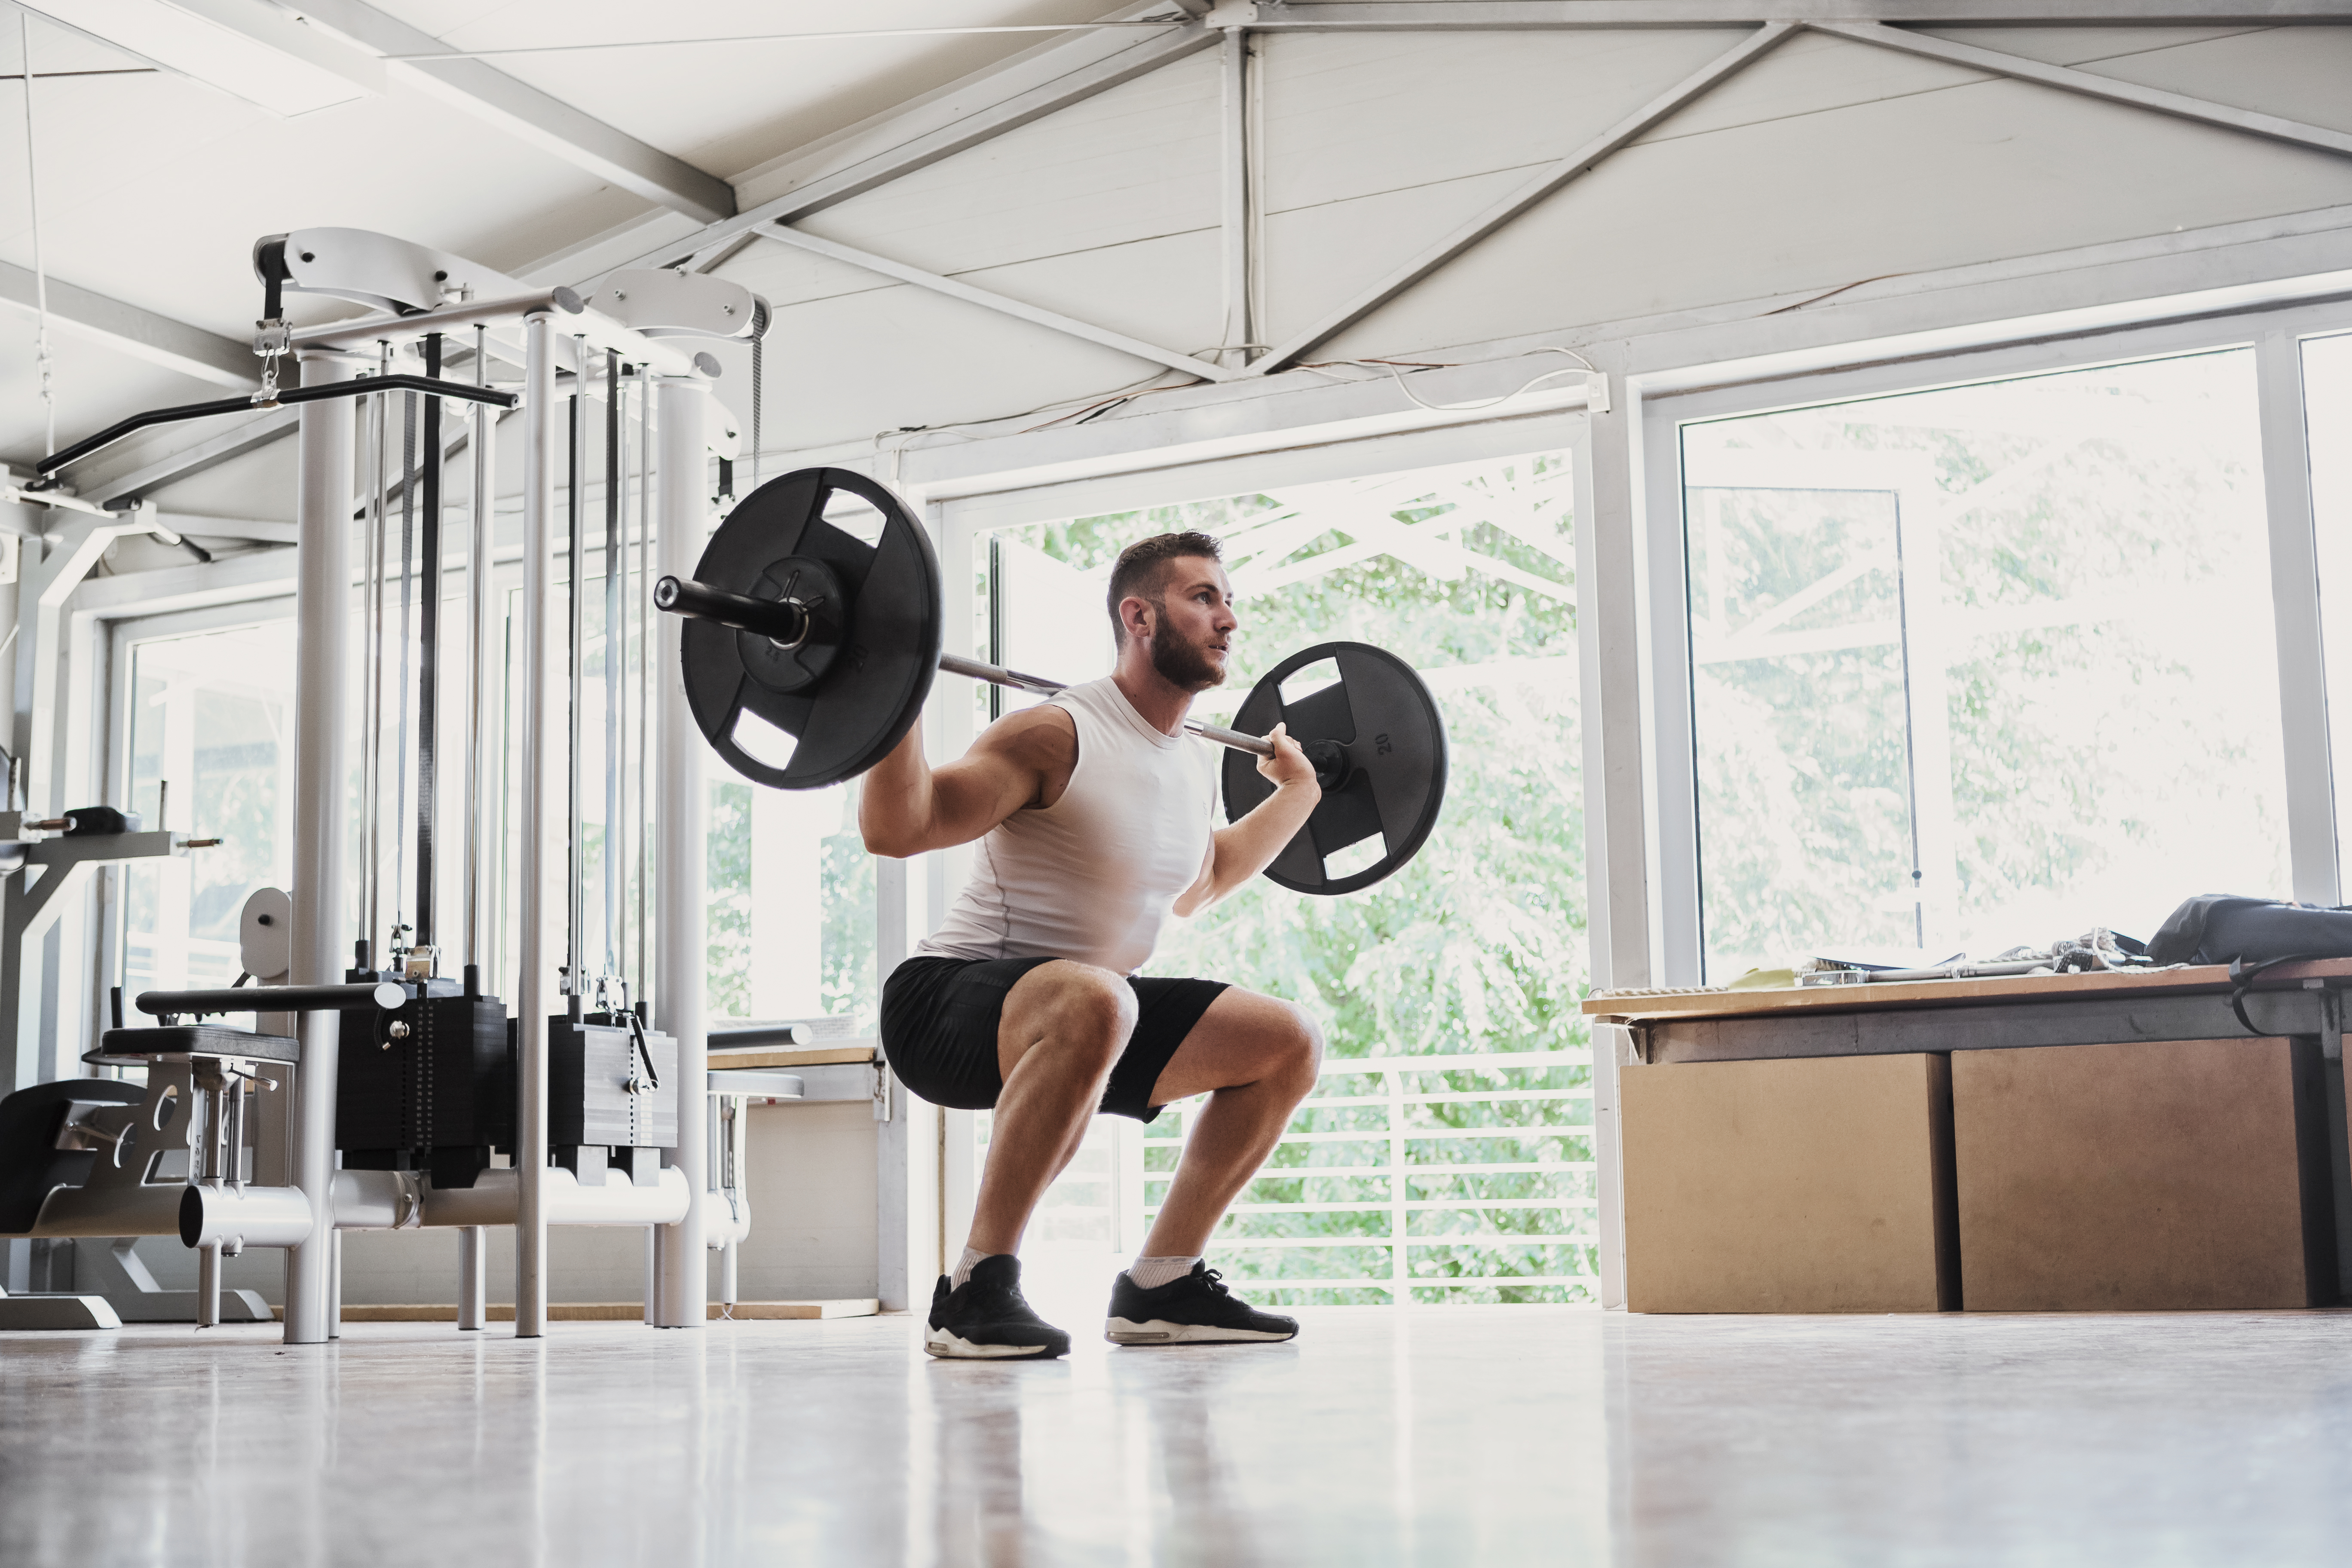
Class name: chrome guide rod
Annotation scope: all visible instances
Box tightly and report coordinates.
[461,324,497,1334]
[566,342,587,1005]
[517,312,557,1338]
[362,347,391,969]
[652,372,709,1330]
[635,376,652,995]
[611,357,630,992]
[285,353,358,1346]
[613,364,634,991]
[465,326,496,976]
[392,389,417,956]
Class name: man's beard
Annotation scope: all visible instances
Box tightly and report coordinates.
[1148,611,1226,693]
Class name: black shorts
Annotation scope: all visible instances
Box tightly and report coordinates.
[880,956,1228,1124]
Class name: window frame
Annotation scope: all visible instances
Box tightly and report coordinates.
[1639,300,2352,986]
[96,596,300,1030]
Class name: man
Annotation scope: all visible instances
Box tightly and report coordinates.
[862,530,1326,1360]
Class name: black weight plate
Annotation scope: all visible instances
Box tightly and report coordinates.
[679,466,942,791]
[1221,641,1448,896]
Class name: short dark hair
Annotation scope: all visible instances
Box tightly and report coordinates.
[1106,531,1222,647]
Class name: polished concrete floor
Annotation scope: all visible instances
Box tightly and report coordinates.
[5,1305,2352,1566]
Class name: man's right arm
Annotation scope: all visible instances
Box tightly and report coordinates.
[858,706,1075,858]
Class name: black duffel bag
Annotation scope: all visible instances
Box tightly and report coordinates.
[2147,894,2352,1032]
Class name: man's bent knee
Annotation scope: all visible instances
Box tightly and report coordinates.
[1262,1001,1323,1096]
[1009,963,1136,1073]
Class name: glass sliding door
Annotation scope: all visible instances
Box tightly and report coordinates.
[980,450,1595,1305]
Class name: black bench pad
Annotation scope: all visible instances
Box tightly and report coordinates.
[85,1026,301,1066]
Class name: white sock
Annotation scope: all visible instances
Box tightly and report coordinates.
[952,1246,998,1288]
[1129,1255,1200,1290]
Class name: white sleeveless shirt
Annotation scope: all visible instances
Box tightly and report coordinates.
[917,677,1218,975]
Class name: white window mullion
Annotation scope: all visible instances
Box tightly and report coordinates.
[2256,327,2340,906]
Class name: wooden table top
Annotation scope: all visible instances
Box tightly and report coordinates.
[707,1044,876,1070]
[1583,957,2352,1024]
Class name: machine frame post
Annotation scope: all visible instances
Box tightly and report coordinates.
[284,353,358,1345]
[652,374,709,1329]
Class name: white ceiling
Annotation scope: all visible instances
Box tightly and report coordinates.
[0,0,1136,471]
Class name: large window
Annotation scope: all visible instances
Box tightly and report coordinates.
[977,450,1596,1304]
[120,619,300,993]
[1683,349,2288,979]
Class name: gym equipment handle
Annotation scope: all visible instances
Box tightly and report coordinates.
[35,374,521,477]
[138,982,409,1016]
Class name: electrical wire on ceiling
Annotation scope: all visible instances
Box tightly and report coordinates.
[380,21,1181,63]
[869,344,1605,469]
[16,12,57,457]
[0,67,153,81]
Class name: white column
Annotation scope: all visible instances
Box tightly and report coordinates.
[2258,328,2340,905]
[1575,363,1642,1314]
[516,314,557,1338]
[283,355,357,1346]
[652,374,710,1329]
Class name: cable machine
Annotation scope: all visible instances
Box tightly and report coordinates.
[0,228,766,1340]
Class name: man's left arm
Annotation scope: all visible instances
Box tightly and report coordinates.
[1173,723,1321,916]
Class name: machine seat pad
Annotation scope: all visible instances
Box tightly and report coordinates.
[85,1026,301,1066]
[0,1079,144,1235]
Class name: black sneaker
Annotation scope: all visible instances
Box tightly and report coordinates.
[1105,1263,1298,1346]
[925,1255,1070,1360]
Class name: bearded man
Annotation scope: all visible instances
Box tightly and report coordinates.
[862,531,1325,1359]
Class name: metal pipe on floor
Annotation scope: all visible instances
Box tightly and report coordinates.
[195,1242,221,1329]
[516,311,558,1339]
[458,1226,486,1330]
[651,373,710,1330]
[284,353,357,1347]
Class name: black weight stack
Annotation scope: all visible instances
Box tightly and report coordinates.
[336,974,514,1190]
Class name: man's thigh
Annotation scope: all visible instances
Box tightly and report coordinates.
[1145,987,1317,1105]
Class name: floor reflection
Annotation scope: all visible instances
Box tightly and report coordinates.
[16,1308,2348,1567]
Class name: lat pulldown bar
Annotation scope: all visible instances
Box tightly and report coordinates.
[32,374,518,478]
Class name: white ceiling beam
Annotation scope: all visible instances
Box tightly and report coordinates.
[290,0,735,224]
[614,18,1218,275]
[1249,1,2352,24]
[755,226,1237,383]
[1815,20,2352,156]
[0,261,254,389]
[156,513,297,545]
[1244,21,1800,376]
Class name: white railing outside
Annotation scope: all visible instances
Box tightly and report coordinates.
[1142,1048,1598,1304]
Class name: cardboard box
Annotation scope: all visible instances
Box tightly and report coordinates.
[1621,1053,1959,1313]
[1952,1037,2334,1311]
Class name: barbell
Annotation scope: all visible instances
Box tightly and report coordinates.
[655,466,1447,894]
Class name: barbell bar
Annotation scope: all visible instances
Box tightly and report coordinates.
[654,465,1448,893]
[654,572,1278,762]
